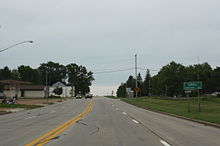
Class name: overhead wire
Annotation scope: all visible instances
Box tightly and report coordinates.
[93,68,134,74]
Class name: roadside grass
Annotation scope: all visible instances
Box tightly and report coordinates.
[121,97,220,124]
[105,96,118,99]
[0,103,43,109]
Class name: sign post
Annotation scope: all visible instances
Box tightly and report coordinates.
[134,87,140,97]
[183,81,202,112]
[185,90,191,112]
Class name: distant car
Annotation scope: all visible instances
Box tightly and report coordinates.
[211,92,220,97]
[85,93,93,99]
[76,94,82,99]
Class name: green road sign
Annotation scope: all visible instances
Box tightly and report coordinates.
[184,82,202,90]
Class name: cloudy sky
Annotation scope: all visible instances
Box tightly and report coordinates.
[0,0,220,95]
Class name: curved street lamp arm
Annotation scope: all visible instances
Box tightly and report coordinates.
[0,40,33,53]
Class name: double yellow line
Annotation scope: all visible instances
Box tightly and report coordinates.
[25,100,93,146]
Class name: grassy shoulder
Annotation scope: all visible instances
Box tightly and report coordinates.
[121,97,220,125]
[0,103,43,109]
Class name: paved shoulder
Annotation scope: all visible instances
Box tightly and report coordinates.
[107,97,220,146]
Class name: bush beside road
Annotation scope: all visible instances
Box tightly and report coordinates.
[121,97,220,125]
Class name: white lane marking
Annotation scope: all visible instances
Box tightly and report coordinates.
[25,116,36,120]
[122,112,127,115]
[116,108,119,110]
[160,140,171,146]
[132,119,139,124]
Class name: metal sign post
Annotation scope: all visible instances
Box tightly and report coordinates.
[185,90,191,112]
[184,81,202,112]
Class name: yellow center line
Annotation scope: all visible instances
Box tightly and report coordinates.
[25,100,93,146]
[37,104,93,146]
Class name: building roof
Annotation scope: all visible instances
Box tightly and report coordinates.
[51,82,66,87]
[4,85,45,91]
[0,80,32,85]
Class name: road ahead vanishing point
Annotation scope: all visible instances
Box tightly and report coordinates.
[0,97,219,146]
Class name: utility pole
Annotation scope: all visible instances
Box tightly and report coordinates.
[135,54,138,97]
[148,71,151,96]
[165,84,168,96]
[198,56,201,112]
[46,70,48,103]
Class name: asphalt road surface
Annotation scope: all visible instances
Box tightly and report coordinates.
[0,97,219,146]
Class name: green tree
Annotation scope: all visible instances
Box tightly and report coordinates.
[152,61,186,96]
[126,76,136,89]
[18,65,41,84]
[142,69,151,96]
[11,69,19,80]
[117,83,126,97]
[0,66,11,80]
[117,76,136,97]
[38,61,67,85]
[185,63,212,94]
[208,67,220,93]
[66,63,94,95]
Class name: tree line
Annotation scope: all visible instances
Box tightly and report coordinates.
[117,61,220,97]
[0,61,94,95]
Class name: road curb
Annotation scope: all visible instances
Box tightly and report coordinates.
[121,100,220,129]
[0,111,11,115]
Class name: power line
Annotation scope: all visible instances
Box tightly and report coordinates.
[93,67,160,75]
[137,67,159,72]
[93,68,134,74]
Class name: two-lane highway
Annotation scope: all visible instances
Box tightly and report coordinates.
[0,97,220,146]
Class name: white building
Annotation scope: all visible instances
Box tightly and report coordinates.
[0,80,45,98]
[49,82,75,97]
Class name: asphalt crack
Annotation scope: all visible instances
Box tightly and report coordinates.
[76,120,100,135]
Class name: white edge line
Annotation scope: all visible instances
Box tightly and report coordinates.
[160,140,171,146]
[25,116,36,120]
[122,112,127,115]
[132,119,139,124]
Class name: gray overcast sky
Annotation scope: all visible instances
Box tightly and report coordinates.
[0,0,220,95]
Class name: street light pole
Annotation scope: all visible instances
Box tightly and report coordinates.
[0,41,33,53]
[46,70,49,103]
[135,54,138,97]
[198,56,201,112]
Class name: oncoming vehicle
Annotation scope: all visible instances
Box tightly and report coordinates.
[76,94,82,99]
[85,93,93,99]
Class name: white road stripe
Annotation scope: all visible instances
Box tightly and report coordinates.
[122,112,127,115]
[132,119,139,124]
[25,116,36,120]
[160,140,171,146]
[116,108,119,110]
